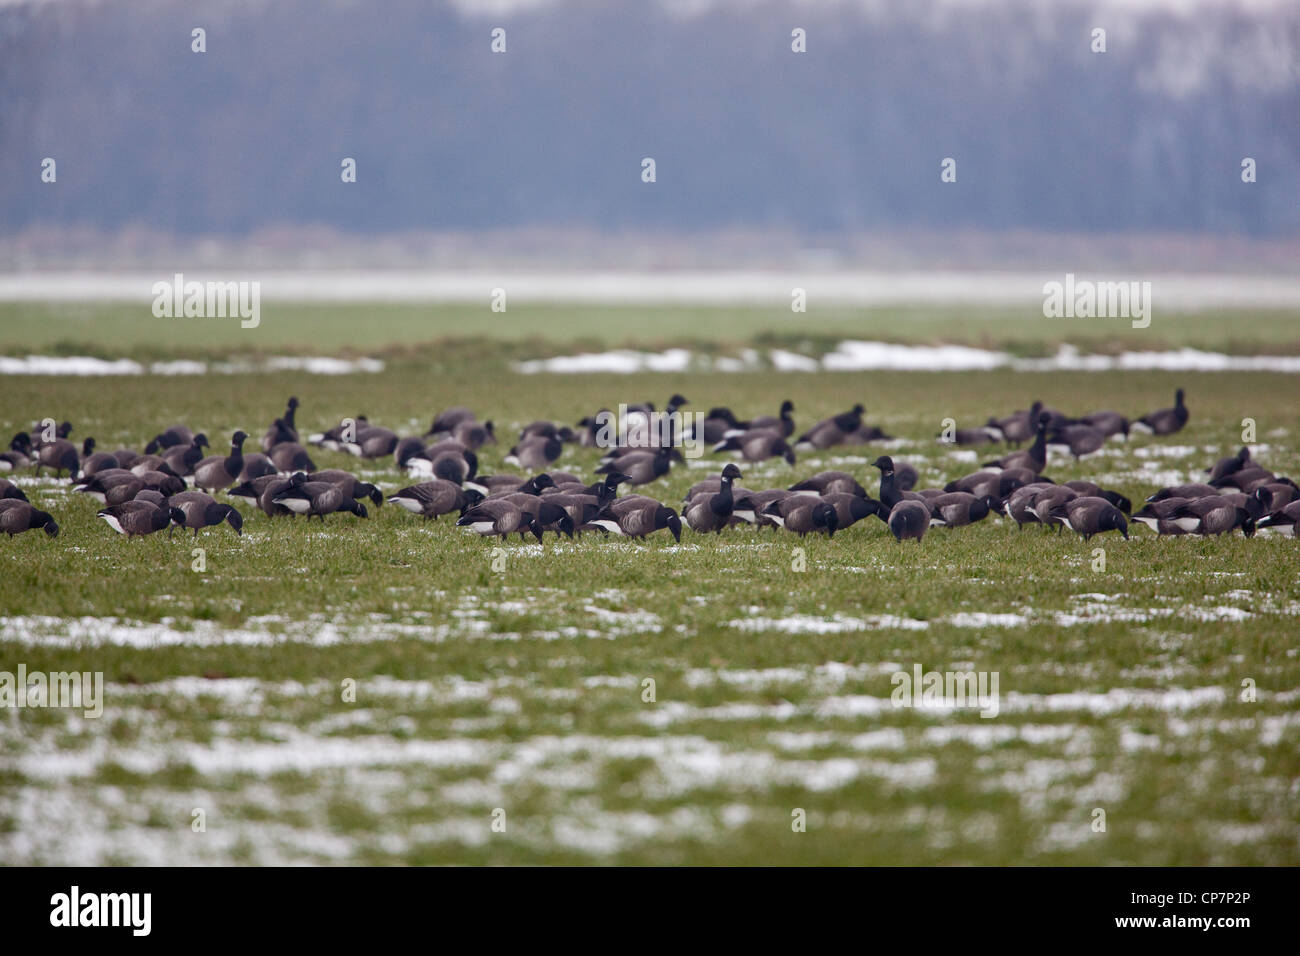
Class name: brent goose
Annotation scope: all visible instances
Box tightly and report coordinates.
[1050,496,1129,541]
[272,481,369,521]
[261,397,299,450]
[744,400,796,438]
[530,500,577,539]
[886,500,931,542]
[795,404,864,450]
[34,438,79,478]
[1247,482,1299,514]
[684,464,741,533]
[228,473,285,507]
[927,492,1003,527]
[1257,501,1300,537]
[161,435,209,476]
[307,470,384,508]
[456,498,540,541]
[1027,485,1079,528]
[994,402,1042,447]
[788,471,867,497]
[1061,481,1131,513]
[407,443,478,484]
[0,433,32,472]
[820,492,886,530]
[1132,388,1188,436]
[0,478,28,501]
[143,425,195,454]
[505,436,563,471]
[1047,424,1106,460]
[194,431,247,491]
[77,469,181,506]
[763,496,840,536]
[1078,410,1129,438]
[983,413,1050,473]
[536,474,627,532]
[519,421,577,443]
[696,407,744,444]
[309,416,367,451]
[79,438,121,478]
[425,407,477,437]
[1182,496,1257,536]
[587,495,682,542]
[97,500,184,538]
[577,411,614,448]
[472,474,532,495]
[250,472,309,517]
[1131,497,1197,534]
[394,436,430,470]
[343,424,399,459]
[872,456,926,508]
[731,489,790,529]
[1006,482,1057,528]
[268,442,317,473]
[237,453,279,481]
[0,500,58,537]
[713,430,797,464]
[1207,447,1252,482]
[1147,482,1218,502]
[595,447,674,485]
[943,420,1003,446]
[389,480,483,520]
[452,420,496,449]
[261,418,297,451]
[1209,466,1276,493]
[944,468,1037,499]
[169,490,243,536]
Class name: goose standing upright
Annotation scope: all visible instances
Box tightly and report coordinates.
[194,430,247,491]
[1133,388,1188,436]
[745,400,796,437]
[684,464,741,533]
[872,456,926,508]
[262,397,300,450]
[983,413,1050,473]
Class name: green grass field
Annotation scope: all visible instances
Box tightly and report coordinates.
[5,301,1300,358]
[1,302,1298,864]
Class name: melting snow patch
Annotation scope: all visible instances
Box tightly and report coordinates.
[511,341,1300,374]
[824,341,1007,371]
[513,349,693,374]
[0,355,384,376]
[726,613,930,634]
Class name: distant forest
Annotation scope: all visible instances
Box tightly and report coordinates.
[2,0,1296,237]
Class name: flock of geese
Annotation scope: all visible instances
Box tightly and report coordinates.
[2,388,1299,545]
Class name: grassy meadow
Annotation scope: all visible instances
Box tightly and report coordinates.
[1,301,1298,865]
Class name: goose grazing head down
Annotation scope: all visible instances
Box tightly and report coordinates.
[814,501,839,537]
[658,506,682,543]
